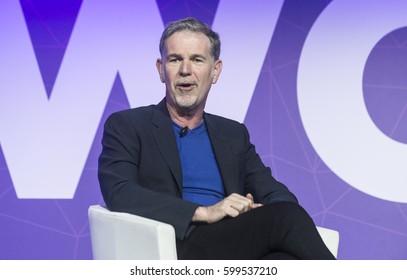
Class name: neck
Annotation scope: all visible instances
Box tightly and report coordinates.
[166,102,204,129]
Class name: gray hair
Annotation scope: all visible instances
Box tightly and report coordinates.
[159,17,221,61]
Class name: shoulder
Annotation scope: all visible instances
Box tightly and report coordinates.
[204,112,242,126]
[204,112,249,137]
[105,103,165,126]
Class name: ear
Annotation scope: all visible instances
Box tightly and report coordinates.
[211,60,223,84]
[156,58,165,83]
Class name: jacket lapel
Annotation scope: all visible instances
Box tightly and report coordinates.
[149,100,240,197]
[204,114,240,195]
[150,99,183,195]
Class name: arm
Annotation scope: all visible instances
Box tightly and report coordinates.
[98,111,199,240]
[191,122,297,223]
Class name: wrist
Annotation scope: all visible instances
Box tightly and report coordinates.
[192,206,208,223]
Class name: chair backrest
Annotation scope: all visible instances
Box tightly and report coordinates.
[88,205,177,260]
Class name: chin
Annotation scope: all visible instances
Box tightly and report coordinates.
[174,96,198,109]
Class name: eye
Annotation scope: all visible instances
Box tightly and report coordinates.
[168,57,181,63]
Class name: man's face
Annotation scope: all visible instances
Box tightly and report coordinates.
[156,31,222,113]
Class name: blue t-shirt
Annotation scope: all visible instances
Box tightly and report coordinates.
[173,121,225,206]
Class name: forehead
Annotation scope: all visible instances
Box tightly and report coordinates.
[163,31,211,56]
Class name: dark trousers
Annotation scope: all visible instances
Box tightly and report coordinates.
[176,202,336,260]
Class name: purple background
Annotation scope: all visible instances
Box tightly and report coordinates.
[1,0,406,259]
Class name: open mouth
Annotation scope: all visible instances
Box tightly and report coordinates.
[176,82,195,91]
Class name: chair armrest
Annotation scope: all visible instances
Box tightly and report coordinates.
[88,205,177,260]
[316,226,339,258]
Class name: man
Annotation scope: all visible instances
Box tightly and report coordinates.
[98,17,335,259]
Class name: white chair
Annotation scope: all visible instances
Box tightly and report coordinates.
[88,205,339,259]
[315,226,339,258]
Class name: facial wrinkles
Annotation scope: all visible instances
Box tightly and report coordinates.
[171,61,206,107]
[162,32,215,113]
[174,58,199,89]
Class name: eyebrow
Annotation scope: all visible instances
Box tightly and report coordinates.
[166,53,207,60]
[190,54,206,60]
[166,53,183,60]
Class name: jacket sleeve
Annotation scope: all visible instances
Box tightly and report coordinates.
[98,111,199,240]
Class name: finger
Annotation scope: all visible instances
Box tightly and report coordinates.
[245,193,263,209]
[228,193,252,207]
[225,206,240,218]
[229,200,252,213]
[229,203,245,213]
[250,203,263,209]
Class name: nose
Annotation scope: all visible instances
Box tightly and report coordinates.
[179,60,192,76]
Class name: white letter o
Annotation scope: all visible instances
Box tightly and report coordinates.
[298,0,407,202]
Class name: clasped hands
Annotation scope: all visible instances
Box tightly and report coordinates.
[192,193,263,223]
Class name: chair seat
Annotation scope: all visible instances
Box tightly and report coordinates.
[88,205,339,259]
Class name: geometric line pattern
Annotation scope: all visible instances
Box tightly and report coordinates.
[1,0,406,259]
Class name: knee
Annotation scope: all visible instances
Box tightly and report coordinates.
[262,202,314,225]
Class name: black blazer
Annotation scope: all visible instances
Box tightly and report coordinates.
[98,99,297,239]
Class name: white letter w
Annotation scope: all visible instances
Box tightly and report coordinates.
[0,0,283,198]
[0,0,164,198]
